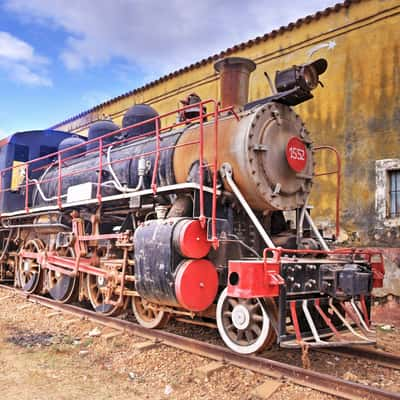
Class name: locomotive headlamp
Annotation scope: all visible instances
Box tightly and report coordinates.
[301,64,319,90]
[262,58,329,106]
[275,58,327,93]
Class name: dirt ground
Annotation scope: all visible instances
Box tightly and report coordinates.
[0,288,398,400]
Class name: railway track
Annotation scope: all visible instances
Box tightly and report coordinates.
[0,283,399,400]
[315,346,400,371]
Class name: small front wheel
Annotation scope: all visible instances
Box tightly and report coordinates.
[132,296,170,329]
[216,288,276,354]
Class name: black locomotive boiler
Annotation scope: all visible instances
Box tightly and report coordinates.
[0,57,384,354]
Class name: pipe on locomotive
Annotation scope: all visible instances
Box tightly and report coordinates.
[32,147,147,204]
[106,147,146,193]
[213,57,256,110]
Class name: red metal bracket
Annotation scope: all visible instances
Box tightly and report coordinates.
[227,256,284,298]
[290,301,302,343]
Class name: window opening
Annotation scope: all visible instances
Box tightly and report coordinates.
[389,169,400,218]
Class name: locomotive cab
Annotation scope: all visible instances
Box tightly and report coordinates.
[0,130,79,212]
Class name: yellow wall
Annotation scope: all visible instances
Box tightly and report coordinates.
[55,0,400,245]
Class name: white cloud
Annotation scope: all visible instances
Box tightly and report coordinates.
[0,31,34,61]
[0,31,51,86]
[9,63,51,86]
[4,0,337,77]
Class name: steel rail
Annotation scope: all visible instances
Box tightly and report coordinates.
[315,347,400,371]
[0,284,399,400]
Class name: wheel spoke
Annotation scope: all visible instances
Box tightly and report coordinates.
[251,323,262,336]
[249,302,261,311]
[236,329,245,341]
[216,288,276,354]
[228,298,238,308]
[19,240,43,294]
[132,297,169,329]
[225,323,235,332]
[223,310,232,317]
[253,314,263,322]
[245,329,254,343]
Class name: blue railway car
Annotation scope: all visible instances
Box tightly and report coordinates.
[0,130,79,213]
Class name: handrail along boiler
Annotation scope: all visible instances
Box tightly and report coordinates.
[0,57,384,354]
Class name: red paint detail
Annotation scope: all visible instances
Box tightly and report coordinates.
[175,259,218,312]
[78,233,123,241]
[0,137,10,148]
[151,118,160,194]
[370,254,385,288]
[72,218,87,257]
[199,106,204,223]
[227,259,284,298]
[286,136,307,172]
[57,153,62,208]
[290,301,302,342]
[211,105,219,249]
[360,295,370,328]
[20,250,40,259]
[19,247,108,278]
[314,299,342,339]
[24,163,29,213]
[96,138,103,204]
[178,220,211,259]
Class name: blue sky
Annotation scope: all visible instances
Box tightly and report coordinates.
[0,0,337,137]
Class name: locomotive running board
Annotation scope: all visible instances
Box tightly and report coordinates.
[280,298,376,349]
[0,182,221,218]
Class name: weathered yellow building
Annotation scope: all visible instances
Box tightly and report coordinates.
[52,0,400,292]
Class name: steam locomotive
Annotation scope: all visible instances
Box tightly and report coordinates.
[0,57,384,354]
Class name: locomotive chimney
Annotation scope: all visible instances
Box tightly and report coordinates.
[214,57,256,110]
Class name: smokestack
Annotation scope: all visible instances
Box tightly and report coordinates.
[214,57,256,110]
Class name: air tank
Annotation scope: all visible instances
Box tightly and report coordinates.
[58,135,87,160]
[87,120,120,151]
[122,104,159,139]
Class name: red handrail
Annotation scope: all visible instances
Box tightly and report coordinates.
[96,138,103,203]
[211,104,219,248]
[24,163,29,212]
[0,99,238,248]
[57,152,63,208]
[198,103,205,226]
[313,145,341,238]
[151,117,160,195]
